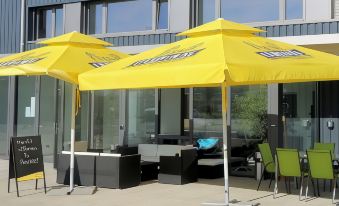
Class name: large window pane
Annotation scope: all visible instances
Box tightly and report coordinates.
[93,91,120,151]
[107,0,153,33]
[230,85,267,177]
[286,0,303,20]
[17,76,37,136]
[88,2,103,34]
[39,77,56,159]
[0,77,8,156]
[38,9,53,38]
[157,0,168,30]
[127,90,155,145]
[221,0,279,23]
[193,88,222,138]
[55,8,64,36]
[282,83,316,151]
[75,92,90,143]
[198,0,215,25]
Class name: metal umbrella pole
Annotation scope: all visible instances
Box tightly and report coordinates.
[203,84,253,206]
[68,84,77,194]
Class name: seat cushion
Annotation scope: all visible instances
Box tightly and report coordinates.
[198,158,224,166]
[157,145,184,157]
[138,144,158,157]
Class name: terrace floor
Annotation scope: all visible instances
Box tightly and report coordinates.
[0,159,336,206]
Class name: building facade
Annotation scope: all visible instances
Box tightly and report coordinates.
[1,0,339,177]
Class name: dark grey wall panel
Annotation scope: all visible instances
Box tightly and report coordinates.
[0,0,21,54]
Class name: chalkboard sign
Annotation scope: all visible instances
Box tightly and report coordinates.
[8,136,46,197]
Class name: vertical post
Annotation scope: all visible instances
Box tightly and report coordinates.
[221,84,229,205]
[68,84,76,194]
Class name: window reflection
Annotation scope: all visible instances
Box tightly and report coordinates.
[157,0,168,30]
[88,2,103,34]
[55,8,63,36]
[127,90,155,145]
[221,0,279,23]
[193,88,222,138]
[286,0,303,20]
[198,0,215,25]
[107,0,152,33]
[38,9,53,38]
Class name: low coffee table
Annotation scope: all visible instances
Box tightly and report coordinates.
[141,161,159,181]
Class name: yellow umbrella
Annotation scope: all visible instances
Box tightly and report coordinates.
[79,19,339,205]
[0,31,128,194]
[0,31,128,84]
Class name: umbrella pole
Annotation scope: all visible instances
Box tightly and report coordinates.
[221,84,230,205]
[202,85,254,206]
[68,84,76,194]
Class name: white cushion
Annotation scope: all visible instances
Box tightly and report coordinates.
[198,158,224,166]
[157,145,183,157]
[138,144,158,157]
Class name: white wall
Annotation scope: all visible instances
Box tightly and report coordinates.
[169,0,190,32]
[305,0,332,20]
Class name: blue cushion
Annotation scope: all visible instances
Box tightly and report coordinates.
[197,138,219,150]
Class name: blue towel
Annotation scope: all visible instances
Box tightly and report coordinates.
[197,138,219,150]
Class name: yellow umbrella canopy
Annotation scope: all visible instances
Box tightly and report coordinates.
[79,19,339,90]
[78,19,339,205]
[0,31,128,84]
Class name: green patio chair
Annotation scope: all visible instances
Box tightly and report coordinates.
[276,148,305,200]
[257,143,275,191]
[306,149,337,203]
[314,142,336,192]
[314,142,335,156]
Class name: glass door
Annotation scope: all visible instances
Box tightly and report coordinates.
[16,76,37,137]
[91,90,124,151]
[126,89,155,145]
[0,77,9,157]
[38,77,57,162]
[282,82,317,151]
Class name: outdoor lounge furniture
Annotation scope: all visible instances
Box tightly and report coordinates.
[138,144,197,183]
[198,158,224,179]
[57,152,99,186]
[96,153,141,189]
[257,143,276,191]
[57,151,141,189]
[158,148,198,185]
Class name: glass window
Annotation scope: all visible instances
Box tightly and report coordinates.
[285,0,303,20]
[127,90,155,145]
[198,0,215,25]
[92,90,121,151]
[193,88,222,138]
[75,92,90,142]
[38,8,53,38]
[157,0,169,30]
[282,82,316,151]
[230,85,267,177]
[107,0,153,33]
[221,0,279,23]
[55,8,63,36]
[88,2,103,34]
[0,77,8,156]
[39,77,57,157]
[16,76,37,137]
